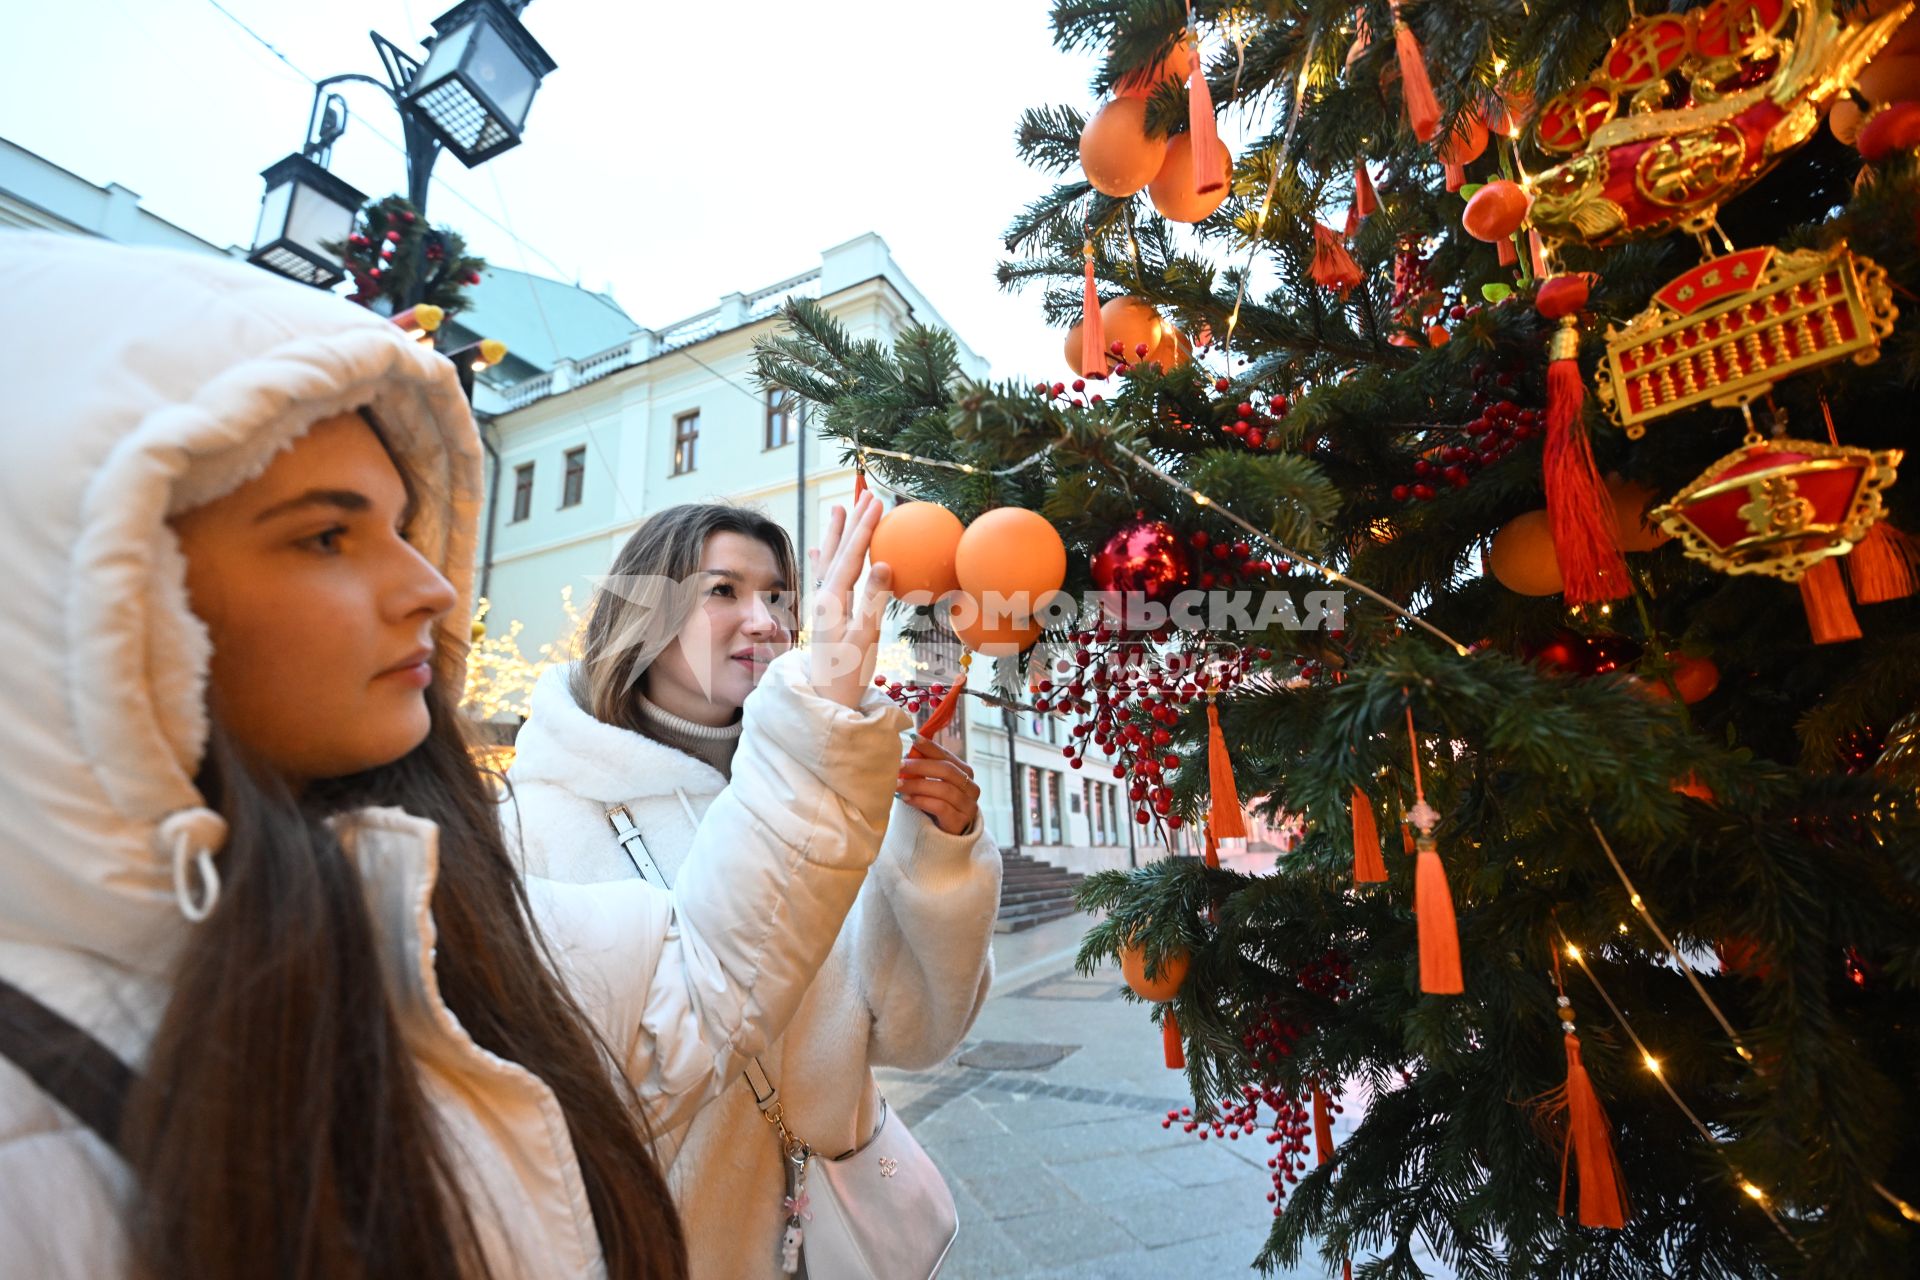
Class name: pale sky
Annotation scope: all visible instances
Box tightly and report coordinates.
[1,0,1131,377]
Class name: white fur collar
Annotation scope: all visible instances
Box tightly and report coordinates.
[508,664,726,803]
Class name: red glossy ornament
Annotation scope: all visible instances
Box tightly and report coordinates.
[1091,518,1195,611]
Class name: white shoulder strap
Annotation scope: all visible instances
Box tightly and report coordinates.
[606,804,673,889]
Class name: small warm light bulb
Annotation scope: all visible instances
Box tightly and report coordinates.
[1565,943,1582,961]
[960,464,976,474]
[1599,603,1612,616]
[1629,893,1643,909]
[1195,493,1212,506]
[1643,1054,1662,1075]
[1735,1045,1755,1062]
[1617,921,1630,934]
[1741,1180,1768,1204]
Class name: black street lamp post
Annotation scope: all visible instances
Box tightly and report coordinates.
[247,0,555,306]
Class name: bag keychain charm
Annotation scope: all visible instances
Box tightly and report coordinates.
[779,1136,812,1274]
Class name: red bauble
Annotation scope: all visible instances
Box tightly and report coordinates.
[1090,518,1195,608]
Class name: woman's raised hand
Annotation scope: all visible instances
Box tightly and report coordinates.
[805,492,892,710]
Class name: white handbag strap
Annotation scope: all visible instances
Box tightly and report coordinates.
[603,806,796,1139]
[606,804,673,888]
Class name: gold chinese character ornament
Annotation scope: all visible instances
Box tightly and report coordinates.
[1650,430,1903,643]
[1594,243,1899,437]
[1526,0,1912,246]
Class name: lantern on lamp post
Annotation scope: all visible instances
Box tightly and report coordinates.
[246,154,367,290]
[244,0,554,300]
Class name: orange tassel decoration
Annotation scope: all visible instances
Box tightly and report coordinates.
[1848,521,1920,602]
[1352,787,1388,883]
[1203,826,1220,870]
[1406,704,1463,994]
[906,664,968,761]
[852,468,867,504]
[1799,558,1861,644]
[1312,1085,1354,1280]
[1541,314,1629,605]
[1391,1,1442,142]
[1206,699,1248,840]
[1162,1010,1185,1069]
[1541,963,1630,1229]
[1354,159,1378,219]
[1497,234,1519,267]
[1079,241,1107,379]
[1187,33,1224,195]
[1311,224,1366,299]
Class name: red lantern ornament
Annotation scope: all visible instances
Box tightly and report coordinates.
[1857,100,1920,162]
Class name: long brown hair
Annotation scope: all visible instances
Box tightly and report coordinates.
[573,503,798,734]
[123,651,687,1277]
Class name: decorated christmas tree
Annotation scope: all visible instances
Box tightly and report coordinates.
[758,0,1920,1274]
[327,194,487,316]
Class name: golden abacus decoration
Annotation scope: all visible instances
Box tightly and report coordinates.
[1593,242,1898,438]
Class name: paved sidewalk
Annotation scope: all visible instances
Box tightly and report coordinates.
[876,910,1331,1279]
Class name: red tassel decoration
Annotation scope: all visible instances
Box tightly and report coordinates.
[1206,700,1248,840]
[1559,1033,1630,1227]
[1799,558,1862,644]
[852,468,867,504]
[1392,2,1442,142]
[1079,242,1108,379]
[1203,826,1220,870]
[1311,224,1366,299]
[1406,705,1463,994]
[1187,35,1225,195]
[1352,787,1387,883]
[1162,1010,1186,1069]
[1354,160,1379,218]
[1497,234,1518,267]
[1848,522,1919,602]
[1542,316,1629,605]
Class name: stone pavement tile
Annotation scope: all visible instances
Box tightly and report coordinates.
[1044,1149,1182,1205]
[928,1109,1189,1170]
[1137,1138,1268,1189]
[973,1089,1139,1133]
[911,1088,1007,1147]
[952,1162,1081,1221]
[939,1218,1031,1280]
[994,1203,1139,1268]
[1096,1189,1239,1250]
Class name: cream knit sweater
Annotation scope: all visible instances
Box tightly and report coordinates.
[507,666,1002,1279]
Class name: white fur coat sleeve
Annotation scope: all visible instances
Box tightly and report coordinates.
[521,650,910,1134]
[849,799,1002,1070]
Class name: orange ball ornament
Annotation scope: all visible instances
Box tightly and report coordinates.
[946,595,1047,657]
[1488,510,1564,595]
[1119,941,1190,1002]
[1148,133,1233,223]
[1437,111,1489,166]
[1099,297,1165,361]
[955,507,1068,610]
[870,501,965,601]
[1667,653,1721,704]
[1607,474,1671,552]
[1063,321,1117,378]
[1462,179,1531,242]
[1080,97,1168,198]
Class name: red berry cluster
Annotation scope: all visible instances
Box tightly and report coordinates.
[1161,1084,1314,1214]
[1043,635,1271,831]
[871,676,952,716]
[1185,527,1283,591]
[1389,387,1540,503]
[1297,950,1357,1002]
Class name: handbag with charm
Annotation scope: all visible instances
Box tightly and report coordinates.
[608,805,959,1278]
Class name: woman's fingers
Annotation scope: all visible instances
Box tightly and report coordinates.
[813,504,847,581]
[906,736,974,776]
[898,792,971,835]
[895,772,981,808]
[897,758,979,791]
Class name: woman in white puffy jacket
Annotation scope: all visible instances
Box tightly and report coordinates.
[508,502,1003,1279]
[0,234,913,1280]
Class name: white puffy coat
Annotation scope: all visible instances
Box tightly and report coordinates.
[0,233,910,1277]
[508,665,1002,1279]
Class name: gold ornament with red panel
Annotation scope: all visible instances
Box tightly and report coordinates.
[1594,243,1898,437]
[1527,0,1912,245]
[1649,432,1903,579]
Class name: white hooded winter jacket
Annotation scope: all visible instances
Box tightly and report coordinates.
[508,664,1003,1280]
[0,233,911,1277]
